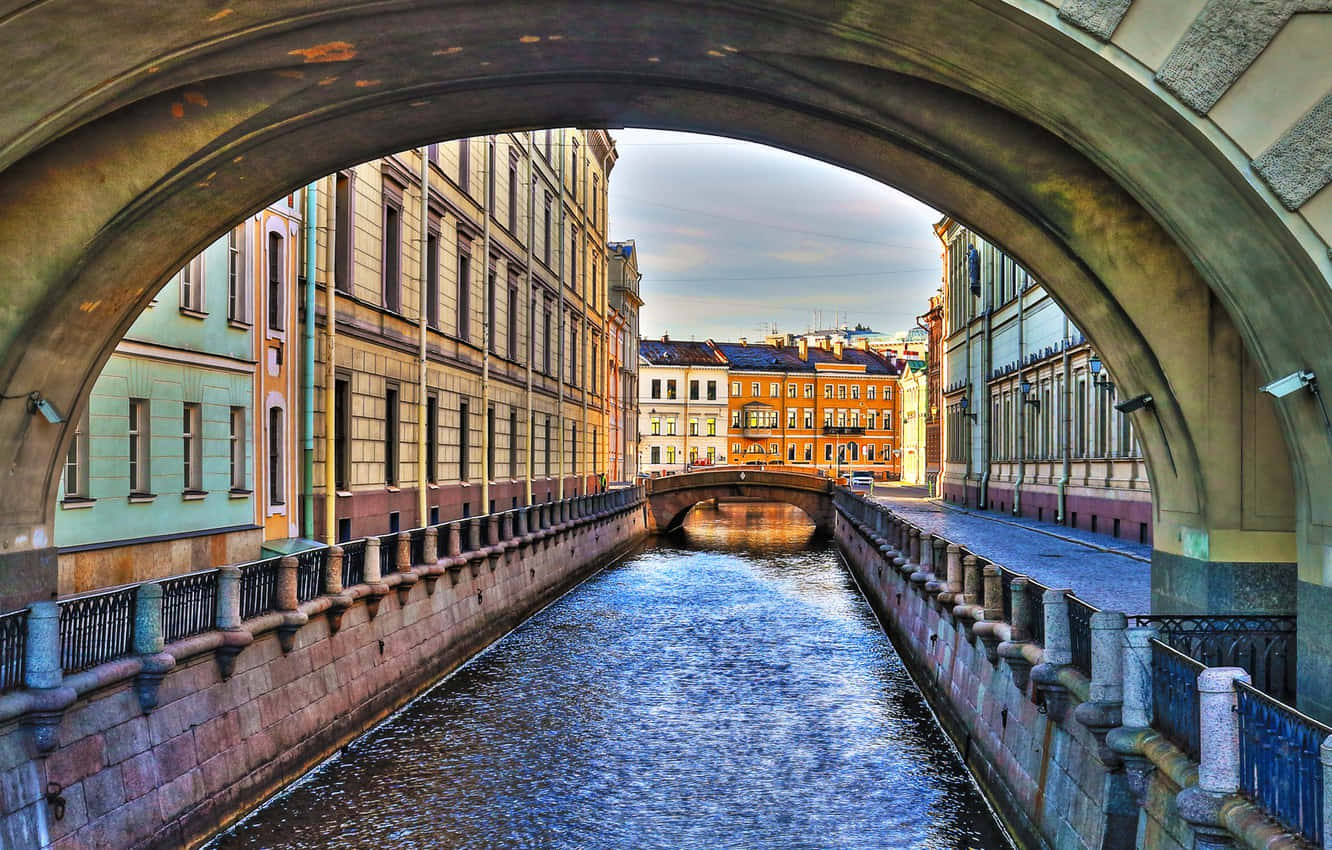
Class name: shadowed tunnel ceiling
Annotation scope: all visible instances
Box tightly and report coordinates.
[0,0,1330,605]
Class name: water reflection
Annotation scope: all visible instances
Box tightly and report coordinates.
[207,502,1011,850]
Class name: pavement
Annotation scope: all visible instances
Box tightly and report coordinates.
[867,483,1152,615]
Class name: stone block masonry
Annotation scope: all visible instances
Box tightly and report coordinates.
[0,493,648,849]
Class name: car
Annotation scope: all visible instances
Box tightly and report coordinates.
[849,473,875,492]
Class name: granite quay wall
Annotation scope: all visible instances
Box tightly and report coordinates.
[0,489,648,849]
[835,489,1332,850]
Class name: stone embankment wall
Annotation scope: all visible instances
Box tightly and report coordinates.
[0,495,647,849]
[834,496,1136,850]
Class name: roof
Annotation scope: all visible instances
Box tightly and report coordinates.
[713,341,900,376]
[804,345,900,375]
[638,339,726,366]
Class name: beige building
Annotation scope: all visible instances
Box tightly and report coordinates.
[899,360,928,486]
[311,130,618,541]
[638,338,730,474]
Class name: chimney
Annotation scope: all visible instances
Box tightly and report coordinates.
[820,336,831,351]
[855,338,870,351]
[833,339,845,359]
[661,332,669,342]
[798,337,809,360]
[739,337,747,346]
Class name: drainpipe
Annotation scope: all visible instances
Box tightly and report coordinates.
[556,129,567,498]
[964,321,973,505]
[417,148,430,526]
[323,177,337,544]
[978,245,992,512]
[525,132,536,507]
[302,182,317,539]
[1057,315,1072,524]
[1013,284,1026,517]
[481,135,493,513]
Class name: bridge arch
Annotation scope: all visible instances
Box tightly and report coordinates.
[1,0,1330,705]
[645,471,836,537]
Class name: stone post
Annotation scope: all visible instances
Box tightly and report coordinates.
[998,576,1036,689]
[132,583,174,712]
[275,555,307,652]
[217,566,243,631]
[324,545,353,630]
[961,555,982,607]
[976,565,1005,662]
[1074,610,1128,764]
[363,536,388,619]
[1030,588,1073,721]
[945,544,964,602]
[447,523,462,557]
[487,514,500,546]
[500,512,513,543]
[423,528,438,566]
[1178,668,1250,849]
[515,507,528,538]
[467,518,482,551]
[23,601,67,752]
[919,533,934,572]
[908,528,921,568]
[396,533,412,572]
[1108,625,1160,803]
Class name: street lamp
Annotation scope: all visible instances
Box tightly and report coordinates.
[1020,379,1040,409]
[1089,354,1115,392]
[958,395,977,421]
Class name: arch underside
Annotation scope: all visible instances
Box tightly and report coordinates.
[1,0,1330,706]
[650,486,834,536]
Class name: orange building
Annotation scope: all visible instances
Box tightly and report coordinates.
[717,337,901,480]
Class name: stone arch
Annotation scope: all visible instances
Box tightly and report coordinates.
[1,0,1330,704]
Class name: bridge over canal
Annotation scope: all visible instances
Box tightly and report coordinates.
[644,470,835,536]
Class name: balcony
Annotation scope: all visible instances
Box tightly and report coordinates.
[741,426,776,437]
[822,426,865,436]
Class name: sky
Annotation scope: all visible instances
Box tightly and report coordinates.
[607,128,945,343]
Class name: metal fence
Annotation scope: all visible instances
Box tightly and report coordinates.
[1236,679,1329,846]
[1068,595,1098,678]
[341,540,366,587]
[238,557,281,621]
[1134,614,1295,703]
[409,529,426,567]
[58,586,138,673]
[0,609,26,692]
[160,569,219,643]
[1151,639,1205,761]
[294,548,327,603]
[379,533,398,576]
[1026,578,1048,647]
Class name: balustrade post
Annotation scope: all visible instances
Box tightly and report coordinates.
[423,528,438,566]
[395,533,420,601]
[516,507,528,538]
[1178,668,1250,849]
[467,518,483,551]
[1108,625,1160,804]
[908,528,921,568]
[275,556,307,653]
[1030,588,1073,721]
[363,537,387,618]
[919,532,934,572]
[962,555,982,607]
[324,545,352,631]
[487,515,500,547]
[213,565,252,679]
[975,565,1005,663]
[999,576,1036,689]
[1074,610,1128,763]
[132,583,173,713]
[447,523,462,557]
[23,601,67,752]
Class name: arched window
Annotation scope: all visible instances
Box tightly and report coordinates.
[268,406,285,506]
[267,232,285,331]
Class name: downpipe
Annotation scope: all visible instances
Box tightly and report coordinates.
[978,251,992,512]
[1056,318,1071,525]
[302,181,318,538]
[1012,287,1025,518]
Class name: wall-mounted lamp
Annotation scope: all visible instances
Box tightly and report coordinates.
[1020,380,1040,409]
[27,393,65,424]
[1088,355,1114,393]
[1261,370,1332,437]
[957,396,977,421]
[1114,393,1153,414]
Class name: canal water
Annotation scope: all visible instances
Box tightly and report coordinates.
[207,503,1012,849]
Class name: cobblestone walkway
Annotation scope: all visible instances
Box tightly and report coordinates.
[868,484,1151,615]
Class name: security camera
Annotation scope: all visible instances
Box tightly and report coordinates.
[1114,393,1153,414]
[1260,370,1316,399]
[26,393,65,424]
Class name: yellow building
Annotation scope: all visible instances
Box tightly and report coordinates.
[310,131,617,541]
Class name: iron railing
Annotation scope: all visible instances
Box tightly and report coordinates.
[1152,639,1205,761]
[294,548,327,603]
[1068,595,1098,678]
[1027,578,1048,647]
[1236,679,1329,846]
[58,586,138,673]
[0,609,27,692]
[1000,568,1015,624]
[160,569,219,643]
[1134,614,1295,703]
[409,529,426,567]
[379,533,398,576]
[434,523,451,559]
[238,557,281,620]
[341,540,366,587]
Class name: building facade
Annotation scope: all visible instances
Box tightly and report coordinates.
[900,361,928,486]
[55,198,302,592]
[310,130,620,542]
[608,241,644,483]
[921,294,944,495]
[638,338,730,474]
[936,216,1151,543]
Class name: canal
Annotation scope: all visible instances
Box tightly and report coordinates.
[207,503,1012,849]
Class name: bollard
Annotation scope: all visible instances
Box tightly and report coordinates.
[908,528,921,568]
[422,528,438,566]
[1030,588,1073,721]
[364,537,382,584]
[447,523,462,557]
[215,565,251,679]
[982,566,1004,622]
[324,545,352,631]
[396,533,412,572]
[467,518,482,552]
[1178,667,1251,849]
[961,555,982,607]
[1074,610,1128,764]
[920,533,934,572]
[1108,624,1162,804]
[132,583,173,713]
[945,544,964,600]
[998,576,1036,689]
[274,556,304,652]
[23,601,67,752]
[516,507,528,537]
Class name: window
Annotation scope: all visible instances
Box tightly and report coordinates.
[650,379,661,399]
[459,399,470,481]
[866,444,876,461]
[334,173,353,293]
[650,446,661,465]
[569,327,578,384]
[543,194,553,265]
[787,410,797,428]
[507,153,519,233]
[592,174,600,227]
[787,383,796,398]
[803,410,813,429]
[838,385,847,399]
[129,398,150,495]
[458,138,470,193]
[426,230,440,328]
[731,381,740,396]
[824,384,834,399]
[569,228,580,292]
[665,445,675,465]
[824,411,833,427]
[787,445,796,461]
[868,386,876,400]
[182,403,202,492]
[650,417,660,436]
[267,233,285,330]
[426,394,438,483]
[509,409,519,477]
[884,411,893,430]
[226,226,247,322]
[487,139,497,212]
[689,418,699,436]
[824,443,833,462]
[488,263,498,354]
[230,406,246,491]
[373,384,399,488]
[770,442,779,455]
[707,381,717,401]
[666,418,676,436]
[180,254,205,313]
[64,410,89,500]
[706,418,716,436]
[666,379,677,400]
[751,382,760,397]
[456,240,471,342]
[731,411,741,427]
[571,424,578,473]
[689,380,700,400]
[486,406,495,482]
[507,278,519,359]
[770,382,779,397]
[571,139,580,194]
[851,385,860,400]
[428,143,439,165]
[867,412,877,430]
[804,444,812,461]
[543,414,552,475]
[268,406,285,505]
[804,383,813,398]
[382,201,401,313]
[542,307,552,373]
[707,447,716,463]
[334,379,350,490]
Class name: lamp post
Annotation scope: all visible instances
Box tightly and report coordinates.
[1089,355,1114,392]
[1020,379,1041,409]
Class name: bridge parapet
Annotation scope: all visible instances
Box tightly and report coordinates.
[645,469,834,534]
